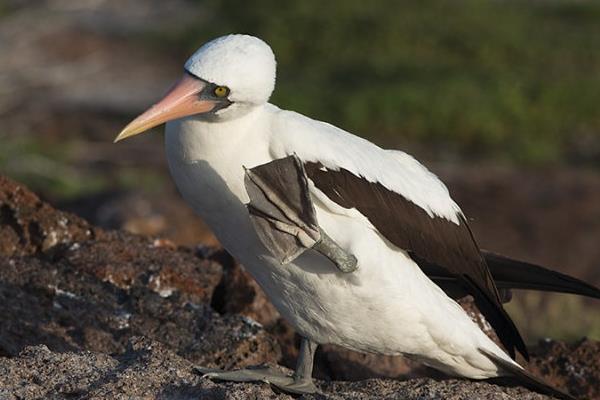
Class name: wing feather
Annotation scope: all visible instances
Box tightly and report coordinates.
[304,162,528,359]
[270,108,528,359]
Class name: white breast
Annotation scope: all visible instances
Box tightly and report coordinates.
[163,105,510,380]
[164,110,271,260]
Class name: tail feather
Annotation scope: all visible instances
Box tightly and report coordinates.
[483,251,600,299]
[423,252,600,301]
[479,348,576,400]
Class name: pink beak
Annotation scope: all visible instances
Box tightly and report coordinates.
[114,73,216,142]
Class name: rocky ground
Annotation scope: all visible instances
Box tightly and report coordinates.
[1,176,599,400]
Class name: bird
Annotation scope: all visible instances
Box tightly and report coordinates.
[115,34,599,399]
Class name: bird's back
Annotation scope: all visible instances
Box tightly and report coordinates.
[267,107,463,223]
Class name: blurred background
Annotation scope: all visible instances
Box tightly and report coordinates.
[1,0,599,342]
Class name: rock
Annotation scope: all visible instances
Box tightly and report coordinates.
[0,338,556,400]
[0,175,280,368]
[0,175,95,257]
[315,345,428,381]
[0,337,287,400]
[0,241,280,367]
[529,338,600,400]
[59,189,219,247]
[207,248,281,328]
[1,174,599,399]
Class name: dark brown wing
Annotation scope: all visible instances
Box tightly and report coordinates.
[304,162,528,360]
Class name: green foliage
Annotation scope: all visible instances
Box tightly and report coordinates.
[171,0,600,163]
[0,137,164,199]
[506,292,600,341]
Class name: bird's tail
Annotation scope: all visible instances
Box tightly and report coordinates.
[479,348,576,400]
[482,251,600,299]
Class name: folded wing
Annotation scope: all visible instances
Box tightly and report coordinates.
[303,162,528,360]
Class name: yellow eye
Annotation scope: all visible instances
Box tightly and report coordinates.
[214,86,229,97]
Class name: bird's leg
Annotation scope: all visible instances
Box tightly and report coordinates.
[289,336,319,392]
[196,337,318,394]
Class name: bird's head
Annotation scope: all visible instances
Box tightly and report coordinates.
[114,34,276,142]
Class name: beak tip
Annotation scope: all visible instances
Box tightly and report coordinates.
[113,133,124,143]
[113,128,133,143]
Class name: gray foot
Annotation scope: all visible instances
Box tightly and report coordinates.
[195,365,318,394]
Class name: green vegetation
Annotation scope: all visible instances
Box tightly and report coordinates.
[6,0,600,200]
[0,138,164,200]
[170,0,600,164]
[507,292,600,342]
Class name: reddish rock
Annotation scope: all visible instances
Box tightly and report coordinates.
[63,231,222,304]
[529,338,600,400]
[0,176,280,368]
[60,189,219,247]
[1,175,599,399]
[316,345,426,381]
[458,296,504,347]
[0,175,96,257]
[208,248,281,328]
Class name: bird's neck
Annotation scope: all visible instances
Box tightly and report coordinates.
[164,102,276,212]
[165,104,269,163]
[163,103,276,264]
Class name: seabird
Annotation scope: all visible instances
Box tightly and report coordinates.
[115,34,599,398]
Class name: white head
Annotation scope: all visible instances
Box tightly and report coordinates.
[185,34,276,106]
[115,34,277,142]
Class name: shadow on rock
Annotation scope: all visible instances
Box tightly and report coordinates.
[1,174,599,399]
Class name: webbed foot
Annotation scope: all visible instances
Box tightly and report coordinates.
[195,365,318,394]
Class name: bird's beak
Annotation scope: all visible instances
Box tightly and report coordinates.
[114,73,216,142]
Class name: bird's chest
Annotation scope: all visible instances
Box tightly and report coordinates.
[164,120,273,254]
[162,120,414,349]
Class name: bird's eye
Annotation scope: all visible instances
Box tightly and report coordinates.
[214,86,229,98]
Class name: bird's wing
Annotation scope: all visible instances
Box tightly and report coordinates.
[269,109,527,359]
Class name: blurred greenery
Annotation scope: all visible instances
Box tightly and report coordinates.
[160,0,600,164]
[4,0,600,200]
[507,292,600,342]
[0,138,164,200]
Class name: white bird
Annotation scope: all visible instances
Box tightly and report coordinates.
[114,34,588,398]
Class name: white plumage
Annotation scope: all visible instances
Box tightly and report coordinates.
[118,34,536,392]
[269,110,463,223]
[163,34,518,378]
[185,35,276,115]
